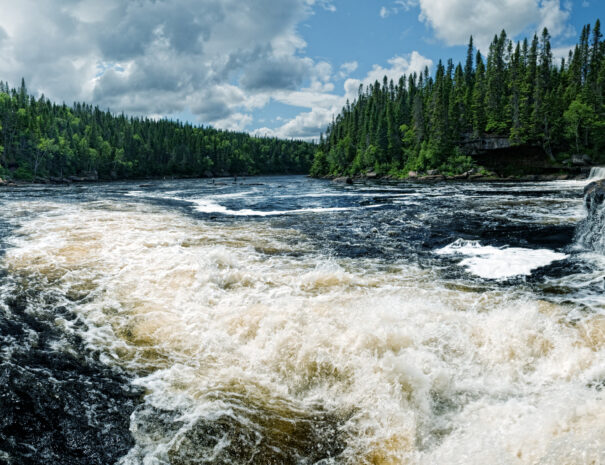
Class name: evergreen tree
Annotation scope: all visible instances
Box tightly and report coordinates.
[312,20,605,177]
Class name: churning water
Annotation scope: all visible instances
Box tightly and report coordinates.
[1,176,604,464]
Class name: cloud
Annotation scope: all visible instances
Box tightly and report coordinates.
[241,56,314,91]
[338,61,359,79]
[0,0,429,141]
[352,52,433,88]
[414,0,574,52]
[538,0,574,38]
[0,0,335,133]
[263,51,432,140]
[379,0,419,18]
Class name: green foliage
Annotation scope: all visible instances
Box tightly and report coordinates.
[563,98,597,154]
[439,147,475,175]
[0,80,315,180]
[313,21,605,177]
[309,150,328,177]
[13,163,33,180]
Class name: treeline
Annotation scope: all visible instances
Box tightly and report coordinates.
[0,81,314,181]
[312,21,605,177]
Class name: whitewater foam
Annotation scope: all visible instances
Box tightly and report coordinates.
[4,201,605,464]
[587,166,605,182]
[436,239,568,279]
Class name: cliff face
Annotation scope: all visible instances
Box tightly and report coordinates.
[460,135,581,176]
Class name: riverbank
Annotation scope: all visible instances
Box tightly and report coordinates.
[326,169,591,184]
[2,167,592,188]
[0,173,260,188]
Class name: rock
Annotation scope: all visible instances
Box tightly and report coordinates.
[333,177,353,184]
[49,176,70,184]
[461,135,512,154]
[0,177,5,186]
[582,154,593,164]
[427,169,439,176]
[82,170,99,181]
[572,154,589,166]
[418,175,445,182]
[365,171,378,179]
[584,180,605,210]
[203,170,214,178]
[408,171,418,178]
[451,174,469,180]
[468,173,484,180]
[68,171,98,182]
[33,176,50,184]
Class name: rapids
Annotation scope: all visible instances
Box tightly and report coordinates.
[1,175,604,464]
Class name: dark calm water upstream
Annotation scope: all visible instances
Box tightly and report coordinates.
[1,175,604,464]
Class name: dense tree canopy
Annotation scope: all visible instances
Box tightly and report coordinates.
[312,21,605,178]
[0,80,314,181]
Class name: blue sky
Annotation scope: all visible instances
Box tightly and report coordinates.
[0,0,603,140]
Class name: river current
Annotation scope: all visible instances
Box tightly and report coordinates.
[1,175,604,464]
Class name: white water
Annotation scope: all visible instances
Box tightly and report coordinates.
[587,166,605,181]
[436,239,568,279]
[4,200,605,464]
[126,190,387,216]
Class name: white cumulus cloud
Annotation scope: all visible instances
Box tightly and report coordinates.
[414,0,573,52]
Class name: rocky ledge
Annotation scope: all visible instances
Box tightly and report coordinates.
[584,180,605,211]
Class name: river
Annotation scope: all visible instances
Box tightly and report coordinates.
[1,174,604,464]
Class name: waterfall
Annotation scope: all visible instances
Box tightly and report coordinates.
[575,179,605,254]
[587,166,605,181]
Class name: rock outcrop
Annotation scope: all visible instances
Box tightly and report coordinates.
[584,180,605,211]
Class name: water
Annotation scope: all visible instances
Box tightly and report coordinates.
[587,166,605,182]
[1,176,604,464]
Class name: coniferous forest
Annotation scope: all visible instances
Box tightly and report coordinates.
[0,81,314,181]
[311,21,605,178]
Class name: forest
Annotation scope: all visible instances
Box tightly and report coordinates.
[0,81,314,181]
[311,21,605,178]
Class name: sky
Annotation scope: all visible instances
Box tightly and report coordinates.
[0,0,603,141]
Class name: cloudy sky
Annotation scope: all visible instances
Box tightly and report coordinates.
[0,0,602,140]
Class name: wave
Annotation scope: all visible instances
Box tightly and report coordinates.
[191,198,359,216]
[127,190,386,216]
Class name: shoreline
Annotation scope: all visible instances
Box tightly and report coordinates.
[0,172,304,188]
[0,169,594,188]
[323,170,591,184]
